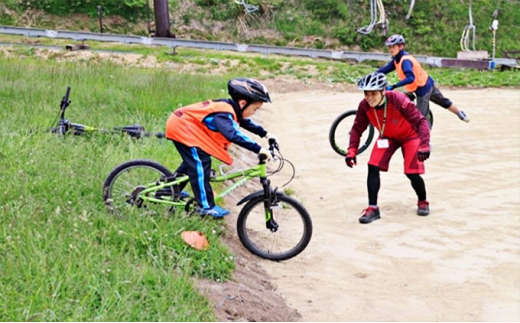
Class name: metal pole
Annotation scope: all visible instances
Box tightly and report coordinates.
[490,19,499,69]
[97,6,104,33]
[146,0,151,35]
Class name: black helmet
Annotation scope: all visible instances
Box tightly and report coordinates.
[385,34,406,46]
[228,78,271,104]
[358,72,388,91]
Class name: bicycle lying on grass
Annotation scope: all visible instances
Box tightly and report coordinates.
[329,92,434,156]
[50,86,165,139]
[102,142,313,261]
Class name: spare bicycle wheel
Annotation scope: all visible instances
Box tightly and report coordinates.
[329,110,375,156]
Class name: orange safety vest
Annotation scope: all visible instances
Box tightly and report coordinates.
[166,100,238,165]
[394,55,429,92]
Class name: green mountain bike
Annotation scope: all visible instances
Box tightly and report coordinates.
[102,143,313,261]
[51,86,164,139]
[329,92,434,156]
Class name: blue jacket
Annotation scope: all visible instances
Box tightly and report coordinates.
[377,50,434,97]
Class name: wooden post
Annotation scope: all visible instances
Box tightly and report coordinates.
[153,0,175,38]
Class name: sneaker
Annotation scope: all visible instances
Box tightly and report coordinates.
[179,191,190,198]
[457,111,470,123]
[417,201,430,216]
[199,206,230,218]
[359,206,381,224]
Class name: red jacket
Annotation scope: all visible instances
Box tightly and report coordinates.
[349,91,430,152]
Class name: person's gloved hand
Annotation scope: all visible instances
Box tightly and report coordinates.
[386,85,394,91]
[417,145,431,162]
[345,148,357,168]
[258,147,271,161]
[266,132,279,150]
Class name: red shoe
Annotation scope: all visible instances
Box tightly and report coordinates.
[359,206,380,224]
[417,201,430,216]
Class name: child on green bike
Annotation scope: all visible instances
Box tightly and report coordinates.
[165,78,277,218]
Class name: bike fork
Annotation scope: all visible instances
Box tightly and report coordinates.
[261,177,279,232]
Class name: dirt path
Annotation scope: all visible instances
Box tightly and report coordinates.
[252,88,520,321]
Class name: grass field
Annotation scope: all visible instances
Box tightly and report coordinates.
[0,57,237,321]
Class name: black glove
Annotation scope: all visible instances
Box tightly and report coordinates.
[417,145,431,162]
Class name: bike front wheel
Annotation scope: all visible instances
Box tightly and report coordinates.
[237,194,313,261]
[329,110,375,157]
[103,159,177,218]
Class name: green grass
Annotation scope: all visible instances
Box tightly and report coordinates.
[2,35,518,88]
[0,57,239,321]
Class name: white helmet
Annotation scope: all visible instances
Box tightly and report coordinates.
[358,72,388,91]
[385,34,406,46]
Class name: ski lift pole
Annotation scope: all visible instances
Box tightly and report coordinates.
[469,3,476,51]
[357,0,384,35]
[488,0,502,69]
[406,0,416,20]
[97,5,104,33]
[460,2,476,51]
[146,0,152,35]
[490,19,499,69]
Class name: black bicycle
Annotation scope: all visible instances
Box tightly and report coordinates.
[50,86,165,139]
[329,92,434,156]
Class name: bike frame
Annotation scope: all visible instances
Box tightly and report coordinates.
[138,163,268,208]
[52,86,163,138]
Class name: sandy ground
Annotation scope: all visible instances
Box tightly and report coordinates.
[248,88,520,321]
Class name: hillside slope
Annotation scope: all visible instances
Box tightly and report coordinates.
[1,0,519,57]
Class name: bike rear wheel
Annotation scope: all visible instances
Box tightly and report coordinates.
[237,194,312,261]
[103,159,177,218]
[329,110,375,157]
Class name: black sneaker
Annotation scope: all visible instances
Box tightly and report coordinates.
[359,206,381,224]
[417,201,430,216]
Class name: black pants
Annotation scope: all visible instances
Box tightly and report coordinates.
[172,140,215,209]
[367,165,427,205]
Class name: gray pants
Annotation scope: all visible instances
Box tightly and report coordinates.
[416,83,453,128]
[416,87,433,121]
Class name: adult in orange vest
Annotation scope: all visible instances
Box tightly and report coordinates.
[166,78,276,218]
[377,35,470,125]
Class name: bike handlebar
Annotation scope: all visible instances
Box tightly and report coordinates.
[60,86,71,111]
[258,141,279,163]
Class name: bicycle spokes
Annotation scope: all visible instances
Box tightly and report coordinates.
[104,164,174,218]
[237,195,312,260]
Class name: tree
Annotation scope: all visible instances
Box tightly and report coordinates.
[153,0,175,38]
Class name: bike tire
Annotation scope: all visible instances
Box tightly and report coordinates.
[428,110,434,128]
[103,159,176,218]
[329,110,375,157]
[237,194,312,261]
